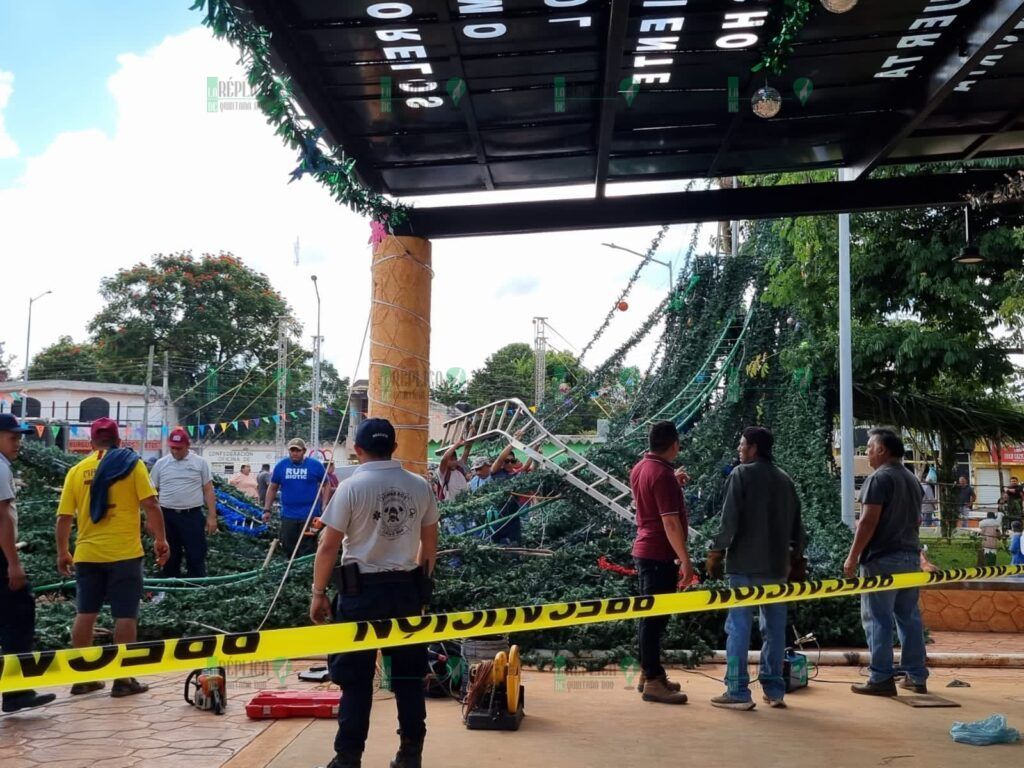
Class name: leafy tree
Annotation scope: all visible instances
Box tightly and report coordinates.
[88,252,289,379]
[28,336,104,381]
[430,371,469,407]
[752,167,1024,536]
[467,343,600,433]
[0,341,13,381]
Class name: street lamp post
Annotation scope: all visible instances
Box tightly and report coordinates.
[310,275,322,451]
[601,242,674,289]
[23,290,52,421]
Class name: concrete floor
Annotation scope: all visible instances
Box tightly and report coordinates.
[228,665,1024,768]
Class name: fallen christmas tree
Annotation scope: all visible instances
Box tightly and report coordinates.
[12,232,861,669]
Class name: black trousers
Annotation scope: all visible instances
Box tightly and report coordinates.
[0,549,36,700]
[279,518,317,557]
[635,557,677,679]
[160,507,207,578]
[328,579,427,756]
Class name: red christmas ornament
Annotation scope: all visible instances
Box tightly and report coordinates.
[617,301,629,311]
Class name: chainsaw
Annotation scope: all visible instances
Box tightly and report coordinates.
[185,667,226,715]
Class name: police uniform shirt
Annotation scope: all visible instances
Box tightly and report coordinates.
[321,459,438,574]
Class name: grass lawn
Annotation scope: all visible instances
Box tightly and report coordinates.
[921,535,1011,570]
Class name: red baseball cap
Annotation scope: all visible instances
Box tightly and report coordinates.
[169,427,190,447]
[90,417,120,443]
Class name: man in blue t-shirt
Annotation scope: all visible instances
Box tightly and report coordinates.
[263,437,328,556]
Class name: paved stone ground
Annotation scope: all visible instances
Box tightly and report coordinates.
[3,633,1022,768]
[0,660,331,768]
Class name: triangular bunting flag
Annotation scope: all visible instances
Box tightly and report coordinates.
[35,424,45,438]
[198,424,207,437]
[271,415,280,424]
[289,411,297,418]
[50,425,61,439]
[231,421,239,431]
[326,407,334,415]
[187,425,195,437]
[243,419,250,429]
[11,392,21,401]
[253,417,261,427]
[220,422,228,432]
[208,423,216,434]
[299,408,306,415]
[161,425,169,436]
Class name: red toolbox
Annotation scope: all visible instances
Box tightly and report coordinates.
[245,690,340,719]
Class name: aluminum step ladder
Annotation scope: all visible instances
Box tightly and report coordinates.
[437,398,636,524]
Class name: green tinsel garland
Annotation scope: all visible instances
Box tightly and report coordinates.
[189,0,408,227]
[752,0,816,77]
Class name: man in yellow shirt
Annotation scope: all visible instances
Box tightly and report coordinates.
[55,418,169,698]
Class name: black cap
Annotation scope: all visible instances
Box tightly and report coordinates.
[355,418,396,455]
[0,413,32,434]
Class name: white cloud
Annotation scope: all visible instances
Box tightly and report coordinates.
[0,71,19,158]
[0,27,717,400]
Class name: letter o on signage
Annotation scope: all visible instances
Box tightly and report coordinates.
[716,33,758,49]
[398,79,439,93]
[463,23,507,39]
[368,3,413,19]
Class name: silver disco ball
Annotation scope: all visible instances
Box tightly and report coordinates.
[821,0,858,12]
[751,86,782,119]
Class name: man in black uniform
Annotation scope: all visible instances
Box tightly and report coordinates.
[311,418,438,768]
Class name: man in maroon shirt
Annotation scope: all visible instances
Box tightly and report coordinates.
[631,420,693,704]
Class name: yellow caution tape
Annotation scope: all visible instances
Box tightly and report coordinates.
[2,565,1021,692]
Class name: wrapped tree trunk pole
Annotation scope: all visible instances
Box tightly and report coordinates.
[368,235,432,475]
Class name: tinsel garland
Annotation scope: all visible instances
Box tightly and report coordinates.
[189,0,408,227]
[751,0,816,77]
[577,224,670,364]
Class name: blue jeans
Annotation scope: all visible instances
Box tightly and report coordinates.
[859,551,928,685]
[723,574,788,702]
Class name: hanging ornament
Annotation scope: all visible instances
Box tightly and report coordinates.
[820,0,858,12]
[786,316,796,326]
[751,85,782,119]
[558,382,570,394]
[617,301,629,312]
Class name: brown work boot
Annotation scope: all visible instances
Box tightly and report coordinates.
[641,676,688,704]
[636,672,682,694]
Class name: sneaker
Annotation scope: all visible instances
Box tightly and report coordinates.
[762,695,787,709]
[636,672,682,694]
[899,678,927,694]
[69,681,105,696]
[851,678,897,697]
[641,676,688,704]
[2,690,57,713]
[110,678,149,698]
[710,693,756,711]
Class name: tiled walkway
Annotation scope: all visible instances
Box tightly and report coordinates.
[3,632,1022,768]
[0,661,331,768]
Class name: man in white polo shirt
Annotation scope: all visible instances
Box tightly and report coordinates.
[310,418,438,768]
[149,428,217,577]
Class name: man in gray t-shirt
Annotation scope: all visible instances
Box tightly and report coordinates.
[845,428,927,698]
[310,418,438,768]
[0,413,56,712]
[149,428,216,577]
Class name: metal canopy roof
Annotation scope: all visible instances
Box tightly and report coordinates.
[238,0,1024,233]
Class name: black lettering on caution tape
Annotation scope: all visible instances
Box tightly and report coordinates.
[12,651,56,679]
[67,647,118,672]
[396,616,433,636]
[549,603,577,621]
[222,633,260,655]
[577,600,602,618]
[451,611,485,631]
[605,598,632,615]
[173,636,218,661]
[122,641,165,668]
[521,606,543,624]
[632,596,654,612]
[353,620,396,643]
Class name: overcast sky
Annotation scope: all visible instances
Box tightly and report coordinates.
[0,4,714,390]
